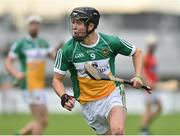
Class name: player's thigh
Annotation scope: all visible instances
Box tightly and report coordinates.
[108,105,127,130]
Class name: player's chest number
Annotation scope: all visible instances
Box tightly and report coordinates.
[90,53,96,60]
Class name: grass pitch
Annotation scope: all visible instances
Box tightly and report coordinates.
[0,113,180,135]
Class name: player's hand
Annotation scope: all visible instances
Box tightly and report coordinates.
[61,94,75,111]
[64,98,75,111]
[130,75,143,89]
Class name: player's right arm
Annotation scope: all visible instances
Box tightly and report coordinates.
[52,72,66,97]
[5,57,24,80]
[4,42,25,80]
[52,48,75,111]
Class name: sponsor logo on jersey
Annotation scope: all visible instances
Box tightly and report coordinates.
[25,48,49,59]
[86,49,97,54]
[74,58,110,77]
[91,62,109,73]
[91,62,98,69]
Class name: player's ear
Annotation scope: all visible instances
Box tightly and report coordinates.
[88,23,95,31]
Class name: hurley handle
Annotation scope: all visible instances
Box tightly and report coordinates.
[123,80,152,94]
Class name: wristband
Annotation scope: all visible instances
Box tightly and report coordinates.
[135,74,142,81]
[61,94,73,107]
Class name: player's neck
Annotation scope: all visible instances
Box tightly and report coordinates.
[82,31,98,45]
[148,51,154,55]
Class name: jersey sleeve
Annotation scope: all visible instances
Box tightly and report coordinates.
[53,48,70,75]
[110,36,136,56]
[8,41,21,58]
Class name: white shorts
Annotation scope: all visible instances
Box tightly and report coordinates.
[81,85,126,135]
[22,90,47,105]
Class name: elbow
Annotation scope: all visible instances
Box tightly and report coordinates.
[135,48,142,55]
[51,76,60,90]
[52,73,64,90]
[133,48,143,57]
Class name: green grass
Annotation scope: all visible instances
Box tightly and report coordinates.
[0,113,180,135]
[125,114,180,135]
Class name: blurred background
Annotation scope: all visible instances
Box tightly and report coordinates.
[0,0,180,135]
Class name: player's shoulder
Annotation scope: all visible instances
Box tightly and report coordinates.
[56,38,77,59]
[62,38,77,52]
[99,33,123,47]
[12,38,27,47]
[9,38,27,53]
[99,32,119,43]
[99,32,117,38]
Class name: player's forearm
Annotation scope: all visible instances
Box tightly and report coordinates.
[48,48,57,59]
[5,58,20,78]
[52,76,66,98]
[132,48,143,76]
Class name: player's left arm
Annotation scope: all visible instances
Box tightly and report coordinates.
[130,48,144,88]
[52,72,75,111]
[48,48,57,59]
[110,36,143,88]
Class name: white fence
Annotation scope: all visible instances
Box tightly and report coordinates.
[0,88,180,114]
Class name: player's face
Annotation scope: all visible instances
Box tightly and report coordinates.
[71,18,87,38]
[28,21,40,38]
[148,44,156,54]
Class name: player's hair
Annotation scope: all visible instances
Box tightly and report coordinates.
[26,15,42,24]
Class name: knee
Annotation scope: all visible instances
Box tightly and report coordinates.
[43,117,48,127]
[111,127,125,135]
[157,101,162,113]
[157,106,162,114]
[42,117,48,127]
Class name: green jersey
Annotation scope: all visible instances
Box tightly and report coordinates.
[54,33,136,103]
[9,35,51,91]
